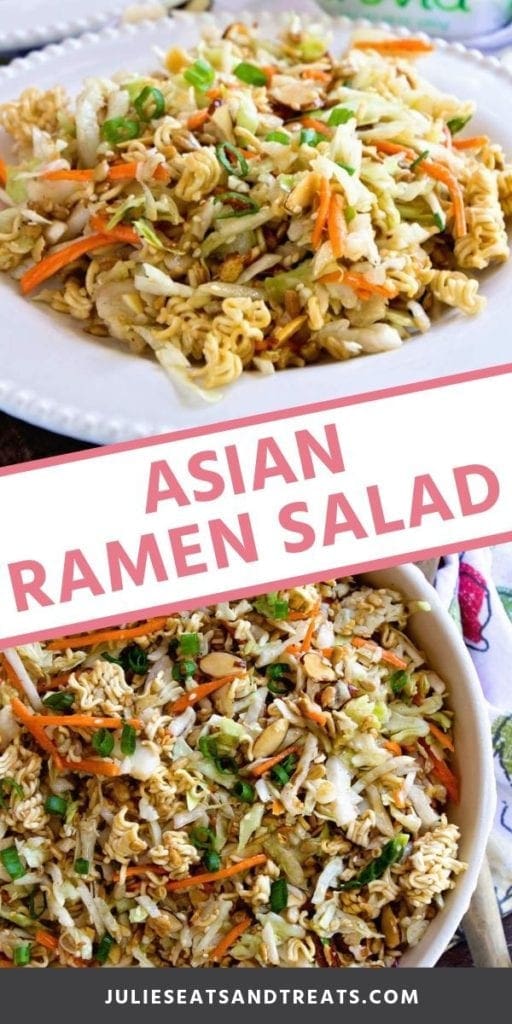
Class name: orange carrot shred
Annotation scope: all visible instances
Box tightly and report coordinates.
[301,116,332,138]
[21,234,115,296]
[212,915,252,962]
[372,140,417,161]
[89,214,140,246]
[353,38,434,55]
[422,743,459,803]
[11,698,64,769]
[328,192,346,260]
[33,713,143,730]
[35,930,59,951]
[46,617,169,651]
[166,855,267,892]
[384,740,402,757]
[312,177,331,249]
[187,109,211,132]
[303,704,328,727]
[421,160,467,238]
[0,653,25,695]
[0,158,7,187]
[107,161,140,181]
[351,636,408,669]
[170,675,241,715]
[301,69,331,82]
[428,721,455,752]
[42,169,95,182]
[249,743,299,778]
[452,136,488,151]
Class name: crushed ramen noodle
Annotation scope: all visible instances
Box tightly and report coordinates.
[0,580,465,968]
[0,20,510,397]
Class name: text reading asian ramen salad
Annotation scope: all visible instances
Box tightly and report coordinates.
[0,580,465,968]
[0,20,510,396]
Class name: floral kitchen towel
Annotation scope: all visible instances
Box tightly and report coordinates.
[436,548,512,916]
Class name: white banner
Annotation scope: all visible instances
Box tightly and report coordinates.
[0,366,511,647]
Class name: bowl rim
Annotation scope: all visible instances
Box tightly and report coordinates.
[361,563,496,967]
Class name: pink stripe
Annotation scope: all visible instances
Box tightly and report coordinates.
[0,360,511,479]
[2,528,511,649]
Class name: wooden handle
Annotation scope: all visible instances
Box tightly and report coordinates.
[462,857,511,967]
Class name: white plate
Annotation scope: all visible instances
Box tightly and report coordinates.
[0,0,125,54]
[0,10,511,443]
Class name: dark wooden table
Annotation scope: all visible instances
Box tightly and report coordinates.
[1,409,511,967]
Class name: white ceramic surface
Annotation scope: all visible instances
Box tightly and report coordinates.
[0,10,512,443]
[362,563,496,967]
[0,0,124,54]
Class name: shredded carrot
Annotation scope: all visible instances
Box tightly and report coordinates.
[303,704,328,727]
[187,109,211,131]
[301,615,318,654]
[301,68,331,82]
[321,647,334,658]
[211,915,252,962]
[384,740,402,757]
[421,160,467,238]
[353,38,434,55]
[271,799,284,815]
[107,161,140,181]
[328,192,346,260]
[249,743,299,778]
[42,169,95,182]
[153,163,170,183]
[166,855,267,892]
[301,116,331,138]
[35,929,59,951]
[205,87,222,101]
[0,157,6,187]
[312,177,331,249]
[20,234,117,295]
[89,214,140,246]
[34,713,143,730]
[11,698,64,769]
[46,617,169,651]
[39,672,72,693]
[372,139,417,161]
[0,653,25,695]
[262,66,277,84]
[62,757,121,777]
[318,270,397,299]
[423,744,459,803]
[170,674,241,715]
[452,136,488,151]
[428,721,455,752]
[289,605,319,621]
[351,636,408,669]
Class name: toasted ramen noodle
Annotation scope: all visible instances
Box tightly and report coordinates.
[0,18,509,398]
[0,580,465,968]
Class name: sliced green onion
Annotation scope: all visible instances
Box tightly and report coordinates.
[216,142,249,179]
[123,645,149,675]
[411,149,430,171]
[254,594,289,620]
[267,678,291,696]
[339,833,409,891]
[233,780,255,803]
[433,212,445,231]
[203,850,221,872]
[234,62,268,87]
[190,825,217,850]
[44,795,68,817]
[0,846,25,880]
[0,777,24,808]
[121,724,136,757]
[74,858,90,876]
[215,191,261,218]
[134,85,165,121]
[42,691,75,711]
[300,128,325,148]
[28,888,46,920]
[265,131,290,145]
[270,877,288,913]
[389,671,409,696]
[172,659,197,681]
[266,663,289,681]
[184,59,215,93]
[179,633,201,657]
[91,729,115,758]
[447,115,471,136]
[101,117,140,146]
[336,161,356,176]
[328,107,356,127]
[95,934,115,965]
[271,753,297,787]
[345,205,357,223]
[198,735,238,775]
[13,944,31,967]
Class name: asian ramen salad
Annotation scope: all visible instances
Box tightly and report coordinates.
[0,580,465,969]
[0,23,510,397]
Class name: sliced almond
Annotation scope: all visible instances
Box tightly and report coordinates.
[199,652,246,678]
[252,718,289,759]
[303,652,336,682]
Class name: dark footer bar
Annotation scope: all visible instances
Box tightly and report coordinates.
[2,968,511,1022]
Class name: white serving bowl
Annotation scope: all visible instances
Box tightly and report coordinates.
[361,563,496,967]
